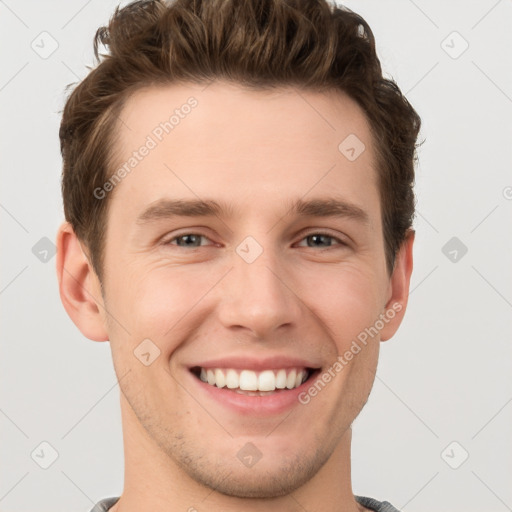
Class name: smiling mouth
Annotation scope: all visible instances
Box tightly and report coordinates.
[190,366,320,396]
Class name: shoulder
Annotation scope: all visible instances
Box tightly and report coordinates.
[88,497,120,512]
[355,494,402,512]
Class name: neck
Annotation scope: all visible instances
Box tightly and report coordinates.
[111,393,365,512]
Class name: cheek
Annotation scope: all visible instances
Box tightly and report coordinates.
[104,267,200,390]
[108,263,220,347]
[301,264,384,345]
[105,253,386,359]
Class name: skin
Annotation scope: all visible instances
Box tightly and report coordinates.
[56,81,414,512]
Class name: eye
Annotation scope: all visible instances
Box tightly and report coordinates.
[296,232,346,248]
[162,231,347,249]
[164,233,212,248]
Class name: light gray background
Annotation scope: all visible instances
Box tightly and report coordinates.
[1,1,511,511]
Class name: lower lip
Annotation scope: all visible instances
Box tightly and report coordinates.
[188,369,321,415]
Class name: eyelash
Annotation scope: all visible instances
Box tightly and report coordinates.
[163,231,347,249]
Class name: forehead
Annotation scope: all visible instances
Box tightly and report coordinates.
[108,81,379,218]
[116,81,373,154]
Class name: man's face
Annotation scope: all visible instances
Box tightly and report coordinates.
[97,81,401,497]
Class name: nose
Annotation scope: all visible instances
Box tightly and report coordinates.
[216,242,303,340]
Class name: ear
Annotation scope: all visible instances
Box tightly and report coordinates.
[56,221,109,342]
[379,229,414,342]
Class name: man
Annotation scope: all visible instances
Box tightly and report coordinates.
[56,0,420,511]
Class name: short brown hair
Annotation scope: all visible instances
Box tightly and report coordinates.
[59,0,421,283]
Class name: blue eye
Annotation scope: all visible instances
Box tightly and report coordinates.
[296,233,345,248]
[166,234,209,247]
[164,232,346,249]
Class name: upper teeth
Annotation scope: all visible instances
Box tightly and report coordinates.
[199,368,308,391]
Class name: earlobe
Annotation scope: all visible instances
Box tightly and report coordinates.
[380,229,415,342]
[55,221,109,342]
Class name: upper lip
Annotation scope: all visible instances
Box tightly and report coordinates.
[189,355,321,372]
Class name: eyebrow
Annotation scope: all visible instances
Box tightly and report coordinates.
[136,198,233,224]
[135,197,370,225]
